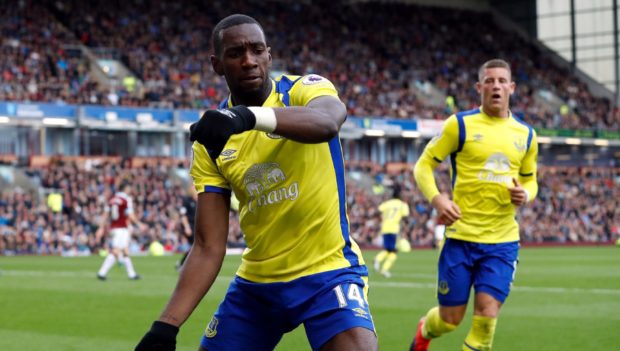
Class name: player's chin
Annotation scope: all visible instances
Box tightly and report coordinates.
[239,77,263,90]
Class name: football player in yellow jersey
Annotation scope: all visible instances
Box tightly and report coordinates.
[410,59,538,351]
[136,14,377,351]
[373,186,410,278]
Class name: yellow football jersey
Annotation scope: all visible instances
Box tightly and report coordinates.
[378,199,410,234]
[190,74,366,283]
[414,108,538,243]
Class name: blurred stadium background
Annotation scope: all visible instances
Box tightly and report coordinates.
[0,0,618,350]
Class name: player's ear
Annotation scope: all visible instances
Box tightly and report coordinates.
[267,47,272,68]
[475,81,482,94]
[211,55,224,76]
[509,81,516,95]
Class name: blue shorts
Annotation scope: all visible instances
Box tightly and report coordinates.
[382,233,397,251]
[200,268,375,351]
[436,238,519,306]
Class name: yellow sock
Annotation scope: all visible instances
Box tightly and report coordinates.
[423,306,457,339]
[375,250,388,264]
[462,315,497,351]
[381,252,397,273]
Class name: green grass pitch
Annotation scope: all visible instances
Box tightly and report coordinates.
[1,247,619,350]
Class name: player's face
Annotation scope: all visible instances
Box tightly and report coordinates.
[476,67,515,118]
[211,23,272,103]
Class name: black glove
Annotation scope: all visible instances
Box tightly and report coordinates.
[189,106,256,160]
[135,321,179,351]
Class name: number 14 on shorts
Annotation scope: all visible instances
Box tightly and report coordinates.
[333,283,366,308]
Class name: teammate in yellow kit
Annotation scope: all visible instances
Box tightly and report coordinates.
[410,59,538,351]
[374,186,410,278]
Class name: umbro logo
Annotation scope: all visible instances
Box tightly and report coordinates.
[221,149,237,161]
[473,133,483,142]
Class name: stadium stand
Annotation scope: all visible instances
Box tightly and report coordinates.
[0,1,619,255]
[0,0,617,130]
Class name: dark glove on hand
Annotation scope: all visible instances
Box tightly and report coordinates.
[189,106,256,160]
[135,321,179,351]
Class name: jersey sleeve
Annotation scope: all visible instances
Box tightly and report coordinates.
[189,142,232,196]
[289,74,339,107]
[519,130,539,201]
[414,115,459,202]
[423,115,460,162]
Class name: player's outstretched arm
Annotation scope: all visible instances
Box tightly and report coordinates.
[189,95,347,156]
[135,192,229,351]
[269,95,347,143]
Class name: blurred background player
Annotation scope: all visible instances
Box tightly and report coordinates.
[175,184,197,270]
[135,14,377,351]
[373,186,410,278]
[410,59,538,351]
[96,181,146,280]
[429,209,446,251]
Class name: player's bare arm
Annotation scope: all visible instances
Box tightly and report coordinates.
[189,95,346,159]
[95,212,109,242]
[270,95,347,143]
[158,192,230,327]
[129,213,147,232]
[136,192,230,349]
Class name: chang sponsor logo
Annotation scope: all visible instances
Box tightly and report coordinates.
[477,152,512,184]
[243,163,299,213]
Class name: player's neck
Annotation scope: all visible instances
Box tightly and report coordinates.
[482,106,510,118]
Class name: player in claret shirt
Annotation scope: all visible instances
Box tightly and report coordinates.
[96,181,146,281]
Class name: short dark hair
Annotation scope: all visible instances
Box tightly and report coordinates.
[392,186,402,199]
[211,14,264,56]
[478,59,511,82]
[119,180,131,191]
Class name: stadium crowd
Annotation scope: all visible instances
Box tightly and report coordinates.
[1,0,618,131]
[0,158,618,256]
[0,157,242,256]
